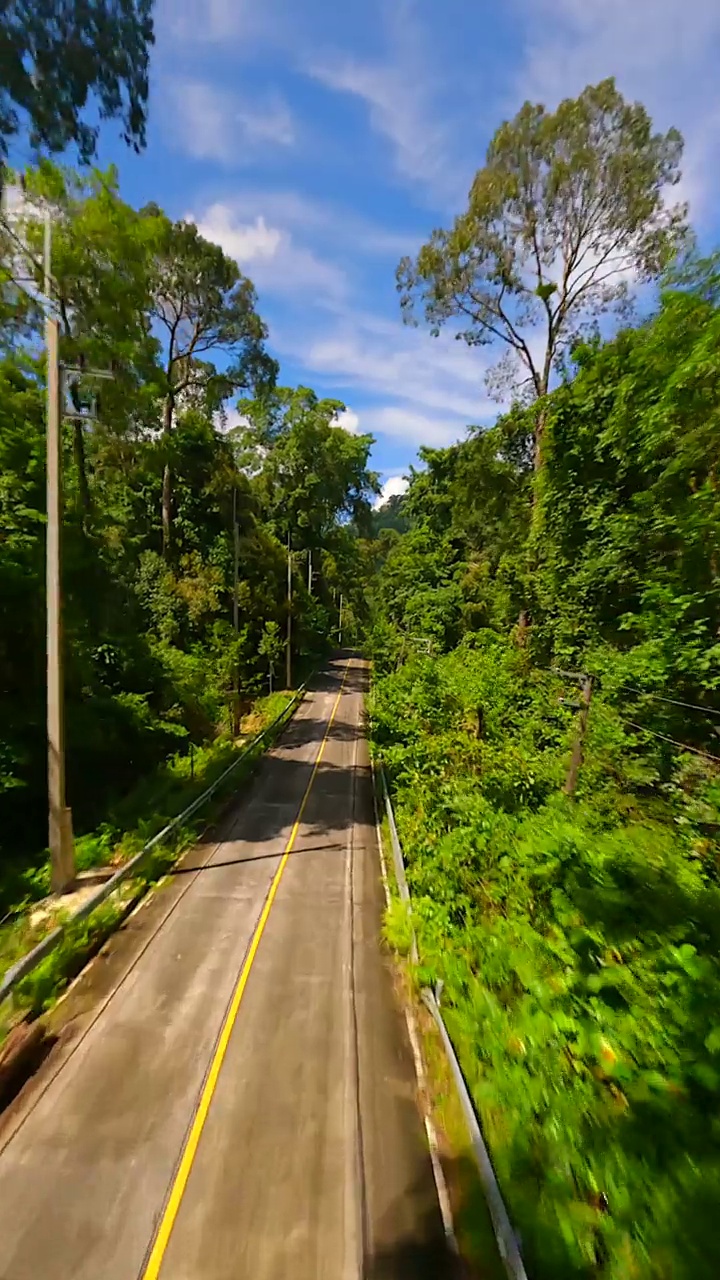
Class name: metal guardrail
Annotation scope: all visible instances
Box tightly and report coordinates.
[377,762,528,1280]
[377,766,418,965]
[0,684,308,1005]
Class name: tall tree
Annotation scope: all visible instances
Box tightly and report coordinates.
[244,386,380,549]
[0,0,154,163]
[142,211,275,556]
[15,161,161,517]
[397,78,688,467]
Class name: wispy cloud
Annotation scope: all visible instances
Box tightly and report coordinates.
[188,189,482,450]
[162,0,267,45]
[363,406,467,448]
[306,1,472,207]
[309,58,454,201]
[290,307,495,423]
[268,298,496,453]
[163,79,295,165]
[514,0,720,227]
[199,188,420,259]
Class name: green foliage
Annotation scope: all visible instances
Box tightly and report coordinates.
[244,385,380,543]
[259,621,283,690]
[533,275,720,691]
[0,0,154,161]
[370,492,410,536]
[368,251,720,1276]
[372,645,720,1280]
[382,897,414,958]
[0,160,370,910]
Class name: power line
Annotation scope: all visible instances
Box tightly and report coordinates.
[550,665,720,720]
[619,685,720,719]
[622,721,717,757]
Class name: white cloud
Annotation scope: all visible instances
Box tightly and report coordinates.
[194,208,282,262]
[374,474,409,508]
[214,406,251,434]
[334,408,360,432]
[205,187,421,259]
[163,79,295,165]
[192,201,348,300]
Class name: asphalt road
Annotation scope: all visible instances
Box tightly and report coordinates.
[0,655,455,1280]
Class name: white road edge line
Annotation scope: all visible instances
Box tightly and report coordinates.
[370,760,458,1256]
[344,678,364,1280]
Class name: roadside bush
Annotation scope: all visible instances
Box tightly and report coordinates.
[371,644,720,1280]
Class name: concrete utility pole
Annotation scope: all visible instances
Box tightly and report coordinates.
[44,210,75,892]
[286,532,292,689]
[338,593,343,647]
[307,548,312,594]
[0,186,115,890]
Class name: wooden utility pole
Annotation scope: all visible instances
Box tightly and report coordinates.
[562,671,594,796]
[286,532,292,689]
[45,211,75,892]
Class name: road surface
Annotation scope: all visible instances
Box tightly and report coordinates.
[0,656,455,1280]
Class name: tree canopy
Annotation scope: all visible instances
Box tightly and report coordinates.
[368,252,720,1280]
[0,159,375,885]
[0,0,154,162]
[397,78,688,463]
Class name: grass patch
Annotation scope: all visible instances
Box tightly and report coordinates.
[375,795,505,1280]
[417,1001,506,1280]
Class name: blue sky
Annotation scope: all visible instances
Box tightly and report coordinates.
[73,0,720,501]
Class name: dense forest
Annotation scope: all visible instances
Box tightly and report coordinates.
[0,161,378,902]
[367,87,720,1280]
[3,19,720,1275]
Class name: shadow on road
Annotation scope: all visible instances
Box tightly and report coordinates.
[362,1164,482,1279]
[186,652,372,867]
[363,1156,508,1279]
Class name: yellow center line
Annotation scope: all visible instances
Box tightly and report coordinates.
[141,661,352,1280]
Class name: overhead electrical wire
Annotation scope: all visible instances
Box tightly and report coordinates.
[623,721,720,765]
[618,686,720,719]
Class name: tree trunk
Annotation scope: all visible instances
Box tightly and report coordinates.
[533,406,547,473]
[518,385,549,634]
[161,463,172,557]
[162,394,173,558]
[515,609,529,648]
